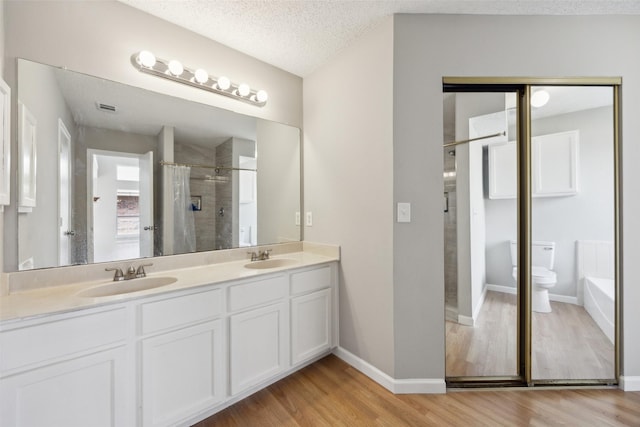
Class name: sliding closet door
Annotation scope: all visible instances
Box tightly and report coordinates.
[444,91,520,380]
[529,85,617,382]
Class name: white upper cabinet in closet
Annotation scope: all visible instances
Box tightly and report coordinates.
[488,130,579,199]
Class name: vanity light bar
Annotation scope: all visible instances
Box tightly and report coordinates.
[131,51,268,107]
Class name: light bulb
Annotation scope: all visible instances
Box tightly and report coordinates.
[216,76,231,91]
[237,83,250,97]
[167,60,184,76]
[531,90,550,108]
[193,68,209,84]
[138,50,156,68]
[255,90,268,103]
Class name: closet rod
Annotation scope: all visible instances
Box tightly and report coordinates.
[159,160,256,172]
[443,131,506,148]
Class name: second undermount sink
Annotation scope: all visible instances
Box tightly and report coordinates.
[77,276,177,298]
[244,258,299,270]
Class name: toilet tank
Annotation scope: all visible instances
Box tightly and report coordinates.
[510,240,555,269]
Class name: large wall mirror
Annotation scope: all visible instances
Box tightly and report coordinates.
[13,59,301,271]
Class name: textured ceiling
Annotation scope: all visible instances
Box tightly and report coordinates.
[120,0,640,77]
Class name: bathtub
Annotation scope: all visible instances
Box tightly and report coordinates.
[584,277,615,344]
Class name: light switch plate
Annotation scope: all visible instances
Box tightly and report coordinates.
[306,212,313,226]
[397,202,411,223]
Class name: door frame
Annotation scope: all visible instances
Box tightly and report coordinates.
[443,77,622,387]
[57,119,72,266]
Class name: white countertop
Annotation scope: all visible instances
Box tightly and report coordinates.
[0,251,338,323]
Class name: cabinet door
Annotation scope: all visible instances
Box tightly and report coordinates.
[291,288,332,365]
[488,142,517,199]
[141,320,225,427]
[0,347,127,427]
[533,130,579,197]
[229,302,288,396]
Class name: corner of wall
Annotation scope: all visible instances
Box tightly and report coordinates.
[303,16,395,376]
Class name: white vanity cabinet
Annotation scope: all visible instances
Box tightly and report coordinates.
[0,307,132,427]
[290,266,333,366]
[1,260,338,427]
[228,275,289,396]
[138,289,225,427]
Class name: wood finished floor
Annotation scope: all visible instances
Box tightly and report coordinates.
[446,291,615,379]
[195,355,640,426]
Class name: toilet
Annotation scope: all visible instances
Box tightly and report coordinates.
[510,240,557,313]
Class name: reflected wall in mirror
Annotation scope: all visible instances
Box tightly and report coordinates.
[15,59,301,271]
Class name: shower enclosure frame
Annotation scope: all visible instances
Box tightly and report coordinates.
[442,77,622,388]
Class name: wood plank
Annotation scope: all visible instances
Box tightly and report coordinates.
[446,290,615,380]
[196,355,640,426]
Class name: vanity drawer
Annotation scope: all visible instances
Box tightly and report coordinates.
[291,266,332,296]
[228,275,287,313]
[140,288,223,335]
[0,308,127,374]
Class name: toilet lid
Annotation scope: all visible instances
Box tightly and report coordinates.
[532,266,556,279]
[512,266,557,283]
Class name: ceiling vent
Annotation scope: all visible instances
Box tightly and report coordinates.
[96,102,117,113]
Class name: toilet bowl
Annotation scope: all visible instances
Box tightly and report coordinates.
[510,241,557,313]
[511,266,557,313]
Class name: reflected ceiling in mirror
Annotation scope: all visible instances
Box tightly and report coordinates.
[15,59,301,272]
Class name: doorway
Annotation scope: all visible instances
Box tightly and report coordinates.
[443,79,620,386]
[87,149,154,263]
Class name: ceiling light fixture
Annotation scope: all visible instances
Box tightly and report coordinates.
[531,89,550,108]
[132,51,268,107]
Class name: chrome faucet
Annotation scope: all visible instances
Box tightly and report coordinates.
[247,249,272,261]
[136,263,153,278]
[105,263,153,281]
[259,249,272,260]
[105,267,125,281]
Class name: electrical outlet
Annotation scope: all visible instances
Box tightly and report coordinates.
[295,212,300,226]
[306,212,313,226]
[397,202,411,223]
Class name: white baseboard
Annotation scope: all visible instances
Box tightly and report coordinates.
[457,314,474,326]
[486,284,579,305]
[455,286,488,327]
[333,347,446,394]
[619,376,640,391]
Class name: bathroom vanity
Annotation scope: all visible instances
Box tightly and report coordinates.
[0,245,339,427]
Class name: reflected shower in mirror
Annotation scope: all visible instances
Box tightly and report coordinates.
[14,59,300,271]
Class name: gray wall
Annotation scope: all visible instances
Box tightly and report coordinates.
[304,17,395,375]
[393,14,640,380]
[17,60,76,269]
[485,106,614,297]
[3,0,302,271]
[454,93,504,321]
[256,119,300,245]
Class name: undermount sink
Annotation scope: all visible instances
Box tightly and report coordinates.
[77,276,177,298]
[244,258,299,270]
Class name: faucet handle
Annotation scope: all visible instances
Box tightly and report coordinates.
[261,249,272,260]
[136,263,153,278]
[247,251,259,261]
[105,267,124,281]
